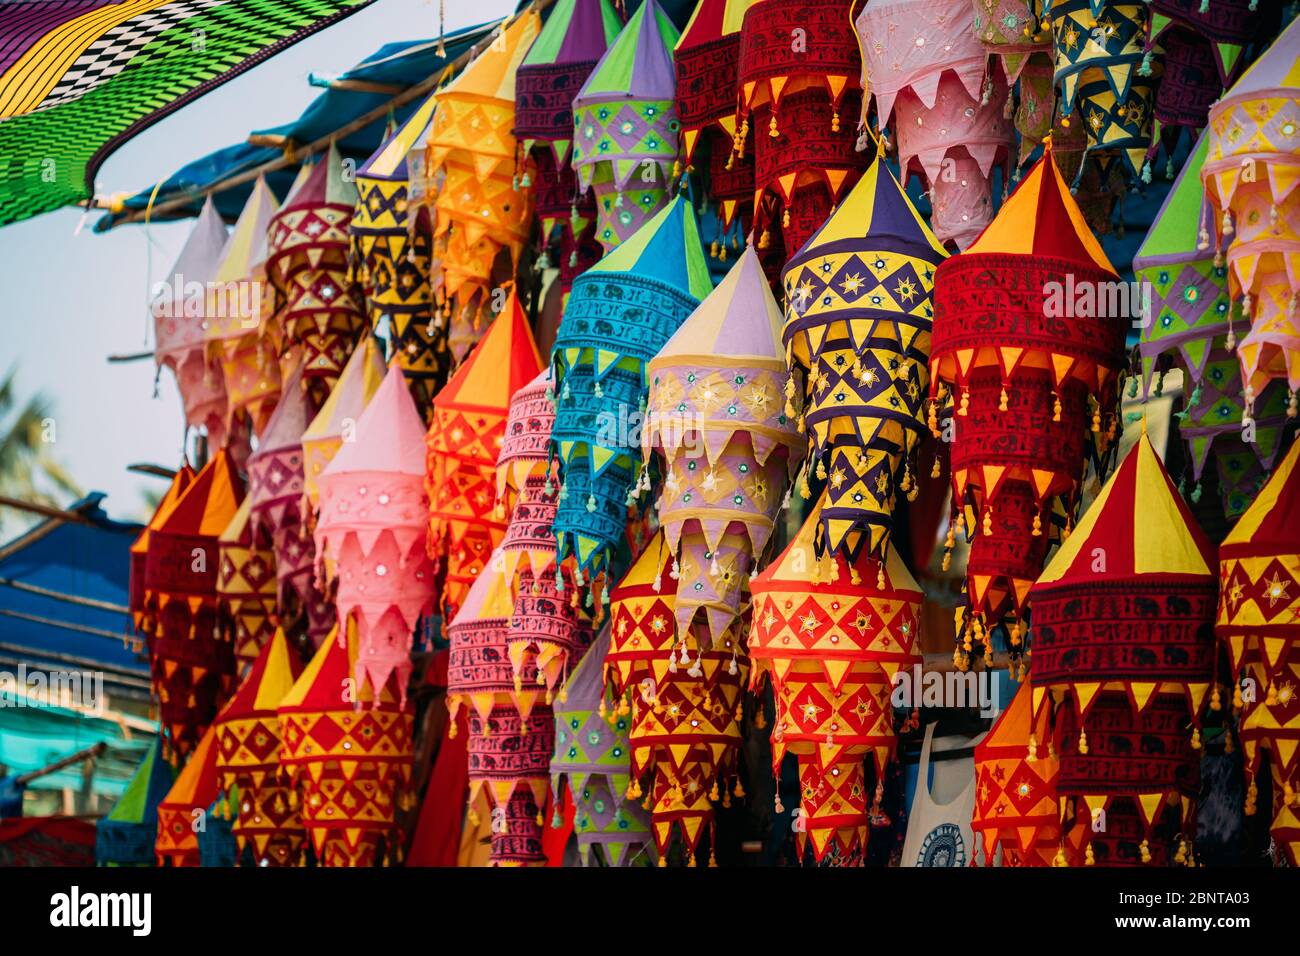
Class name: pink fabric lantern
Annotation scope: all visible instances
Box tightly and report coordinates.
[857,0,1013,248]
[315,365,435,702]
[1201,17,1300,412]
[153,196,231,448]
[495,369,591,700]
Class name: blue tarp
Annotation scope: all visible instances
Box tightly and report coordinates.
[0,493,144,682]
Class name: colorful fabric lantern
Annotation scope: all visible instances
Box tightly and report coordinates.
[495,367,594,709]
[551,195,712,597]
[316,365,435,702]
[972,0,1054,165]
[1142,0,1258,172]
[426,291,544,620]
[606,532,747,864]
[738,0,867,256]
[782,154,948,564]
[301,333,386,515]
[425,11,540,323]
[572,0,681,253]
[130,463,194,639]
[1046,0,1158,187]
[748,492,923,864]
[96,739,176,866]
[212,628,305,866]
[858,0,1015,249]
[972,684,1071,866]
[497,369,561,586]
[675,0,755,247]
[675,0,751,167]
[446,555,554,866]
[1201,18,1300,406]
[205,176,284,436]
[153,197,231,447]
[930,142,1124,663]
[278,622,414,867]
[1136,129,1289,517]
[156,724,223,866]
[352,93,446,412]
[551,624,653,866]
[144,449,244,760]
[217,497,278,672]
[1217,439,1300,862]
[1031,431,1217,865]
[247,358,333,646]
[516,0,622,276]
[264,145,366,405]
[644,244,803,646]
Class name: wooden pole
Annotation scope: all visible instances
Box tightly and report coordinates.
[15,742,107,786]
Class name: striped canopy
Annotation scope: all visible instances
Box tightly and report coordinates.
[0,0,374,226]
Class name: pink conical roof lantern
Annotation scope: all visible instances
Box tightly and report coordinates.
[315,364,434,703]
[325,364,428,478]
[154,196,228,369]
[154,197,230,445]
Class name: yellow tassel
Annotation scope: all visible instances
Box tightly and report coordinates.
[999,386,1008,412]
[815,458,827,480]
[958,388,970,416]
[1191,727,1202,750]
[1027,733,1038,762]
[1210,685,1221,711]
[1031,512,1042,536]
[733,779,746,799]
[759,228,771,250]
[877,564,886,589]
[1139,840,1151,864]
[831,108,840,132]
[982,509,993,536]
[1078,728,1089,755]
[1085,843,1095,866]
[931,456,941,479]
[1054,845,1069,867]
[1052,393,1061,422]
[769,114,779,137]
[782,207,790,228]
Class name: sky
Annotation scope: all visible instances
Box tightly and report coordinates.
[0,0,515,528]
